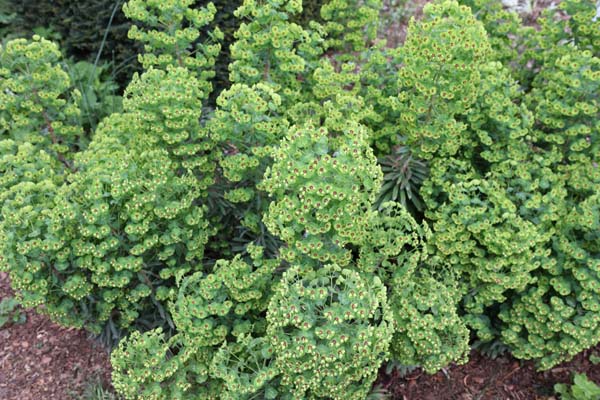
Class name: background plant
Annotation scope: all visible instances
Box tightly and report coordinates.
[0,0,221,344]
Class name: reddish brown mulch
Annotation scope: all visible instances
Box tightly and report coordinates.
[379,348,600,399]
[0,272,112,400]
[2,264,600,400]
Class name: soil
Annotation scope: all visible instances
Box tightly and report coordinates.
[0,272,112,400]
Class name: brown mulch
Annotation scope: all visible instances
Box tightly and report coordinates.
[0,272,112,400]
[1,264,600,399]
[379,348,600,399]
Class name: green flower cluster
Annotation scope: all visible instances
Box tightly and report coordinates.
[415,0,600,370]
[262,120,381,266]
[111,246,282,399]
[458,0,525,66]
[267,265,393,399]
[361,202,471,372]
[399,1,491,159]
[0,36,82,167]
[391,271,469,373]
[4,136,210,332]
[207,82,288,255]
[494,11,600,368]
[320,0,381,55]
[229,0,323,105]
[118,66,217,187]
[0,0,217,340]
[205,0,327,257]
[124,0,222,79]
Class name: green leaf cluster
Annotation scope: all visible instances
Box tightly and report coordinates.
[0,296,26,328]
[555,373,600,400]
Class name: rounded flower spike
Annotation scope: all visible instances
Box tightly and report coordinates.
[429,175,546,308]
[498,193,600,370]
[0,36,82,167]
[458,0,525,67]
[119,66,218,189]
[527,49,599,171]
[494,30,600,369]
[0,141,67,314]
[210,334,282,399]
[267,264,393,400]
[210,82,289,203]
[321,0,382,59]
[229,0,324,105]
[320,0,382,56]
[537,0,600,58]
[123,0,222,85]
[399,0,491,160]
[261,120,382,266]
[113,246,283,399]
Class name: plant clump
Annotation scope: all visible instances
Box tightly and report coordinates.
[2,0,600,398]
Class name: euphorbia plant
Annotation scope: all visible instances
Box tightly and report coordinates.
[0,0,221,341]
[6,0,600,398]
[109,0,474,397]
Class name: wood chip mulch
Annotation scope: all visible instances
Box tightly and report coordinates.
[379,347,600,399]
[0,272,112,400]
[2,267,600,400]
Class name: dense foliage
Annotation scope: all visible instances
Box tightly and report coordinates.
[1,0,599,398]
[0,0,324,95]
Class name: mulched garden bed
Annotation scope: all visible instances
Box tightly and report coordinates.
[382,349,600,399]
[0,272,112,400]
[1,268,599,400]
[1,3,596,396]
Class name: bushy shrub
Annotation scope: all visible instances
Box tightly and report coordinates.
[3,0,600,398]
[496,38,600,369]
[106,2,472,397]
[0,0,220,342]
[417,0,600,370]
